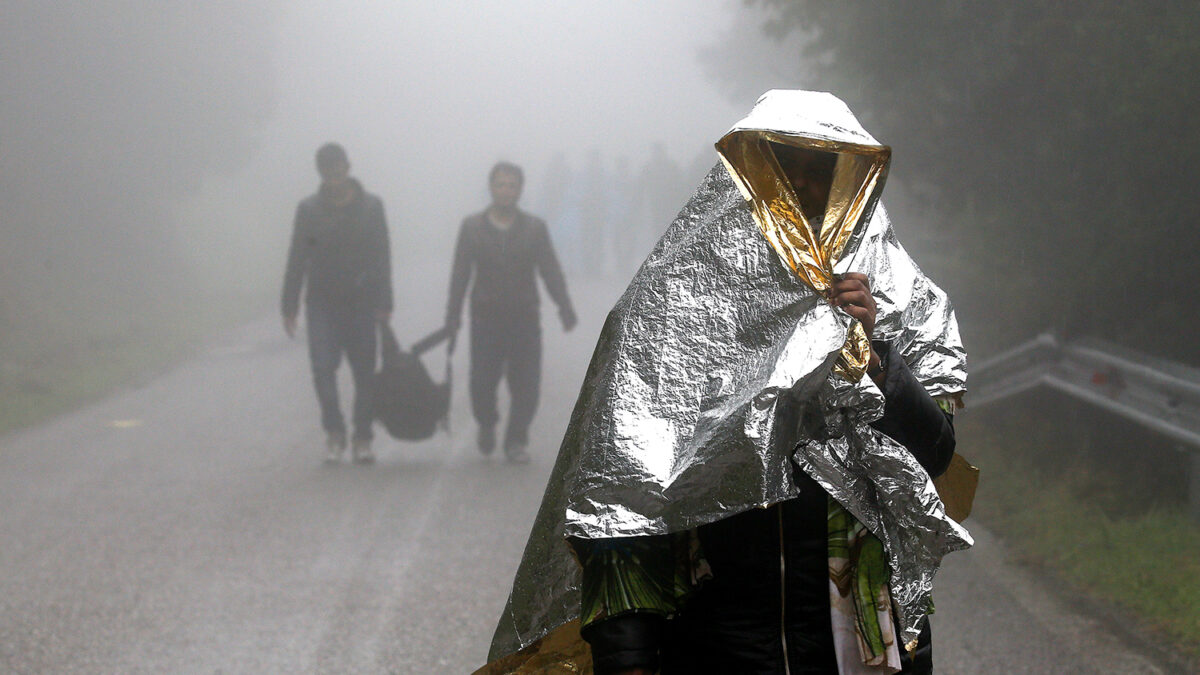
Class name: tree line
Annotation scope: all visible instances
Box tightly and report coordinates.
[709,1,1200,363]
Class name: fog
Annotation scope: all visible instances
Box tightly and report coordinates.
[1,4,275,361]
[2,1,753,373]
[7,2,1196,376]
[3,3,1198,671]
[182,0,752,314]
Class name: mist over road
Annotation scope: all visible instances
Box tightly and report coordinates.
[0,281,1169,674]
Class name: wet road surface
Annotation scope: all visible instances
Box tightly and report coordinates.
[0,282,1175,673]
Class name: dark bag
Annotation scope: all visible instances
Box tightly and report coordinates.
[372,323,452,440]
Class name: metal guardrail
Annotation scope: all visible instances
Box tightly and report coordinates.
[968,333,1200,520]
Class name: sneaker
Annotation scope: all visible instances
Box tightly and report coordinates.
[352,438,375,464]
[504,439,531,465]
[325,432,347,464]
[477,425,496,456]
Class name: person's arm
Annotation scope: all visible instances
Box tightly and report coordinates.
[281,202,309,336]
[533,220,576,330]
[372,198,393,319]
[868,340,956,477]
[830,272,954,477]
[445,220,473,332]
[572,536,675,675]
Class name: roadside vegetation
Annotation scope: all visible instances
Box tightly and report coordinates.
[0,5,278,437]
[960,394,1200,659]
[0,291,266,437]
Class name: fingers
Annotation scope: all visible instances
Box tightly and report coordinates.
[830,273,874,312]
[831,289,872,309]
[831,273,871,295]
[829,273,876,339]
[840,303,872,325]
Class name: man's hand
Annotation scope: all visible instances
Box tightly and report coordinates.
[831,272,883,379]
[830,272,877,340]
[443,314,461,353]
[560,306,578,332]
[283,315,297,339]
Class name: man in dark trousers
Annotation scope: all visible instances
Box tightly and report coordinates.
[282,142,393,464]
[445,161,577,464]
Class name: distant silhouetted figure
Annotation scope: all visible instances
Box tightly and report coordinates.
[445,162,576,464]
[608,155,639,277]
[282,143,393,464]
[578,150,609,277]
[539,151,572,227]
[637,143,687,247]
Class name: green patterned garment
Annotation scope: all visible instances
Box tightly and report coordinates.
[827,498,893,662]
[577,507,905,663]
[576,533,695,626]
[578,510,912,665]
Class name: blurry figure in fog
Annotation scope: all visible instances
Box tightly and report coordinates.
[607,156,639,277]
[445,162,577,464]
[539,152,572,228]
[636,143,687,256]
[578,150,609,278]
[281,143,393,465]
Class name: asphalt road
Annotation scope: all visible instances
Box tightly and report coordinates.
[0,281,1178,674]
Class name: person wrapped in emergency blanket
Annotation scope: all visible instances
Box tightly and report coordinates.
[476,90,974,675]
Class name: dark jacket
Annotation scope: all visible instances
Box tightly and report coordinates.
[445,210,572,327]
[281,180,393,318]
[582,341,955,675]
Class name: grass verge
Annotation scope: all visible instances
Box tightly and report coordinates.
[960,406,1200,660]
[0,291,267,437]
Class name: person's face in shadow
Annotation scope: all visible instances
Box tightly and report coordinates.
[489,170,523,211]
[318,158,351,189]
[772,143,837,222]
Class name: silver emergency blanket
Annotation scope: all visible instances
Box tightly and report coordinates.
[483,91,971,669]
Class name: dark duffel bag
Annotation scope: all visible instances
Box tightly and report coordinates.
[372,323,451,440]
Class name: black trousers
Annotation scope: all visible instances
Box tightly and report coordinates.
[306,303,377,441]
[469,312,541,445]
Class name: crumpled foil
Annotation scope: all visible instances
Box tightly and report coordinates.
[481,91,971,670]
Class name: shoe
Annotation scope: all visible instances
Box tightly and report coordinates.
[352,438,375,464]
[504,439,531,464]
[477,425,496,456]
[325,432,347,463]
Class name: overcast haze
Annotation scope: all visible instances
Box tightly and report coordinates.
[3,3,1199,672]
[184,0,750,306]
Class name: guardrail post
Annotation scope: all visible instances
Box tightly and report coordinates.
[1191,451,1200,523]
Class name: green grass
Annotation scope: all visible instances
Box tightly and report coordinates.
[0,291,267,436]
[960,412,1200,658]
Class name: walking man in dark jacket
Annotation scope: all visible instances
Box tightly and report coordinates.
[282,143,393,464]
[445,161,577,464]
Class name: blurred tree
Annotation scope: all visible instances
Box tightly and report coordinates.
[0,2,279,353]
[706,1,1200,362]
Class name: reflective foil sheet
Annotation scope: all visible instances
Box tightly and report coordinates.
[481,91,971,670]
